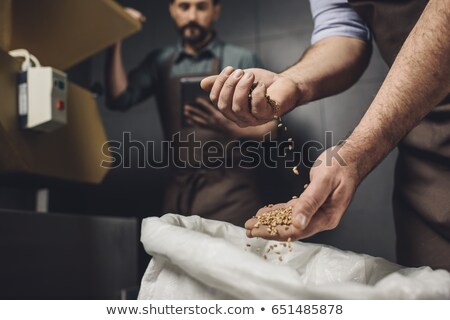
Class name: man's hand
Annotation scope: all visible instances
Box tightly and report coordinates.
[201,67,301,128]
[245,147,360,241]
[184,97,243,136]
[124,7,146,23]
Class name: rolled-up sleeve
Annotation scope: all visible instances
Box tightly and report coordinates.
[310,0,371,45]
[109,50,159,111]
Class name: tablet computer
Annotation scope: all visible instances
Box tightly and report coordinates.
[180,76,212,126]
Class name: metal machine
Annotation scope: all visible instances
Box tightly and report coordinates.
[10,49,67,132]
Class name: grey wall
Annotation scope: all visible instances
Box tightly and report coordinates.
[89,0,396,261]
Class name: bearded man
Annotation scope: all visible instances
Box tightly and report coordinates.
[105,0,276,225]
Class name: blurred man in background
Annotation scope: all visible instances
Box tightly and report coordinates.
[105,0,276,226]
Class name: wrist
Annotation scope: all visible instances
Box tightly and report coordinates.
[337,134,385,185]
[278,71,313,107]
[335,142,364,185]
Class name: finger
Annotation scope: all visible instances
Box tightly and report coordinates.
[201,75,218,92]
[250,82,274,122]
[245,217,258,230]
[186,113,208,126]
[209,66,234,106]
[185,118,195,127]
[245,202,295,240]
[207,67,243,124]
[228,72,258,126]
[125,8,146,22]
[185,104,210,119]
[248,202,297,241]
[292,174,334,231]
[244,205,276,231]
[249,227,277,240]
[252,202,295,218]
[249,223,296,241]
[196,97,216,114]
[136,12,147,23]
[217,69,253,126]
[244,203,278,231]
[197,98,223,118]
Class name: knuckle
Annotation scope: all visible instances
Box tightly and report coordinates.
[321,173,333,185]
[236,81,251,92]
[217,73,229,83]
[209,93,218,103]
[251,90,265,102]
[251,106,266,118]
[252,100,270,116]
[251,110,264,120]
[217,102,227,112]
[326,219,339,230]
[231,104,243,113]
[217,98,229,111]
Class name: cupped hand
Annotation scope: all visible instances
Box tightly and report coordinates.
[245,147,360,241]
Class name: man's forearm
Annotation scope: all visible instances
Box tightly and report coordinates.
[342,0,450,181]
[105,42,128,101]
[281,36,372,105]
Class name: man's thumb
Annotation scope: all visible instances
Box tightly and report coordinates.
[292,178,330,230]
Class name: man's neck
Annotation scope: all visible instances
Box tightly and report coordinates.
[183,32,214,56]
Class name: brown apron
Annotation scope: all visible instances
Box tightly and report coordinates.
[155,49,263,227]
[349,0,450,271]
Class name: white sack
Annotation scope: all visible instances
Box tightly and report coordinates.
[138,214,450,299]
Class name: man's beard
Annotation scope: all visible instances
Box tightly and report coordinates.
[179,22,211,46]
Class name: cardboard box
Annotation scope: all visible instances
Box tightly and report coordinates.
[0,0,12,51]
[0,49,111,183]
[0,0,141,183]
[1,0,141,70]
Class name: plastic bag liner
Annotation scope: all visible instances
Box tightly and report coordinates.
[138,214,450,299]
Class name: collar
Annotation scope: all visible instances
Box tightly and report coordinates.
[174,33,222,63]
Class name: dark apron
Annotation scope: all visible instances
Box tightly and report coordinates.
[155,48,263,227]
[349,0,450,271]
